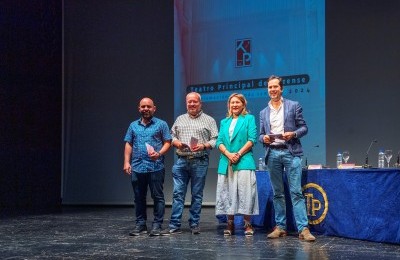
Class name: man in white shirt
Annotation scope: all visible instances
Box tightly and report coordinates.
[259,75,315,242]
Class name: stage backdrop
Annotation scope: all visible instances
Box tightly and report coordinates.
[174,0,325,169]
[61,0,400,206]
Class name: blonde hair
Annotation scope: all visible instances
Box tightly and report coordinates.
[226,93,249,117]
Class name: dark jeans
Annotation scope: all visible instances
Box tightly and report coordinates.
[169,156,209,229]
[131,169,165,228]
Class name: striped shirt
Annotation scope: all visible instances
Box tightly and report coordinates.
[171,110,218,157]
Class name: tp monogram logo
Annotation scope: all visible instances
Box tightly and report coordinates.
[302,183,328,225]
[236,39,251,67]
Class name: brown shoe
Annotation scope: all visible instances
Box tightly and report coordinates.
[267,226,287,239]
[224,221,235,236]
[244,223,254,237]
[299,227,316,242]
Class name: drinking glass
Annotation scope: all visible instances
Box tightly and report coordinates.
[384,149,393,168]
[342,150,350,164]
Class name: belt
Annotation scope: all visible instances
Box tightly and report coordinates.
[269,144,288,150]
[178,154,208,160]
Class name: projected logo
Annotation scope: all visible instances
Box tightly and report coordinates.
[236,39,251,67]
[303,183,328,225]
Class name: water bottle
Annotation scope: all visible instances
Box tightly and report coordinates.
[258,157,264,170]
[378,149,385,168]
[336,152,342,168]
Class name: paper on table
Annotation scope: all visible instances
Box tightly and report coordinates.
[308,164,323,170]
[339,163,355,169]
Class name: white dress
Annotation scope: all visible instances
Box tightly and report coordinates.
[215,118,259,215]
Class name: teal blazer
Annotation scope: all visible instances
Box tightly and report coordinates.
[216,114,257,175]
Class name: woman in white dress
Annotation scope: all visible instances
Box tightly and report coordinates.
[215,93,258,236]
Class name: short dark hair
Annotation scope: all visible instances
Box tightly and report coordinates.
[267,75,283,89]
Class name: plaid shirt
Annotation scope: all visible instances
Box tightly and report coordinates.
[171,110,218,157]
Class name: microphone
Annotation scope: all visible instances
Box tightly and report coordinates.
[303,145,320,169]
[363,139,377,168]
[395,150,400,168]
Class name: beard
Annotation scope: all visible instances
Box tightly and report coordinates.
[141,111,153,119]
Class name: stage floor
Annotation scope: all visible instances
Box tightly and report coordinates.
[1,206,399,259]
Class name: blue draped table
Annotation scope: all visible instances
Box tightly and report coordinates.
[217,168,400,244]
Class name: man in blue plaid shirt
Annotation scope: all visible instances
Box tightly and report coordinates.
[124,97,172,237]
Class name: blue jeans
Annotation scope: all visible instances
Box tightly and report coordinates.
[169,156,209,229]
[266,149,308,232]
[131,169,165,228]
